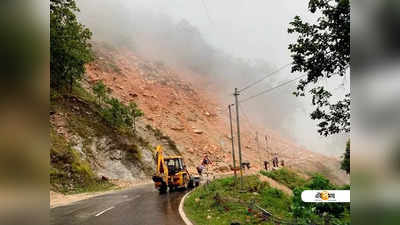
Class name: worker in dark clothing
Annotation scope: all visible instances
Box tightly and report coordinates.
[197,155,212,176]
[202,154,212,165]
[272,152,279,167]
[264,161,269,171]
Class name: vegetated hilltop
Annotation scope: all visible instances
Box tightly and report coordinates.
[80,42,349,185]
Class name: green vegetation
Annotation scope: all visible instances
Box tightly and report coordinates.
[49,0,150,195]
[128,102,144,133]
[92,80,109,104]
[101,97,132,129]
[185,176,292,225]
[291,174,350,225]
[50,85,150,193]
[185,172,350,225]
[100,97,143,132]
[50,0,93,92]
[341,139,350,174]
[50,77,150,193]
[125,144,142,161]
[260,168,307,189]
[288,0,350,136]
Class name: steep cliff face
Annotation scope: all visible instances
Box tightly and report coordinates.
[78,43,349,185]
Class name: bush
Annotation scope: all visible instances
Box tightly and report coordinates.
[125,144,142,161]
[101,97,132,128]
[92,80,107,104]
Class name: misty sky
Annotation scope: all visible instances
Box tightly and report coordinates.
[118,0,311,63]
[77,0,349,156]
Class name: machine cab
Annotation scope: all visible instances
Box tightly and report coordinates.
[165,156,185,175]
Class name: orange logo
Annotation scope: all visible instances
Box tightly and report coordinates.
[320,191,329,201]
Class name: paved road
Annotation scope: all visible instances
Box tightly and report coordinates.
[50,184,187,225]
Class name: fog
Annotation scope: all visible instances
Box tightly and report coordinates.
[77,0,349,157]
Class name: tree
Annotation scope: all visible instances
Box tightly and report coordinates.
[288,0,350,136]
[341,139,350,174]
[102,97,130,128]
[50,0,93,92]
[92,81,107,104]
[128,102,144,133]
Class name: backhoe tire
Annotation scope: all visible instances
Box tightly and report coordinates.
[159,184,167,194]
[187,179,194,189]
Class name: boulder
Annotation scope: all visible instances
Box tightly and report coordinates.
[193,129,203,134]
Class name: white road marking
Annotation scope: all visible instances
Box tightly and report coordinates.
[95,206,115,217]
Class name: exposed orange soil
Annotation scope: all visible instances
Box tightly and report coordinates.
[84,45,349,185]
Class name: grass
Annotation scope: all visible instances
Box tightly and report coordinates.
[185,172,351,225]
[184,176,292,225]
[260,168,307,190]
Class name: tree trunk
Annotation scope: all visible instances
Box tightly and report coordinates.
[133,116,136,133]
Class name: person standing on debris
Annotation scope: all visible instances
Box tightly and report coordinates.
[272,153,279,167]
[264,161,269,171]
[202,154,212,177]
[202,154,212,165]
[197,155,212,176]
[197,164,205,176]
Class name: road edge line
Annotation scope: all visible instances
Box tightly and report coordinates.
[179,189,195,225]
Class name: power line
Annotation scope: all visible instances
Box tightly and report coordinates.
[239,63,290,92]
[239,74,307,104]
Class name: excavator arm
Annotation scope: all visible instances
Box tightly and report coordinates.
[155,145,168,185]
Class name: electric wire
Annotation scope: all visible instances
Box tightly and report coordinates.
[239,74,307,103]
[238,63,290,92]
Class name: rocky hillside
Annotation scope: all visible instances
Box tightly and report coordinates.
[50,82,181,193]
[50,43,348,193]
[77,43,349,185]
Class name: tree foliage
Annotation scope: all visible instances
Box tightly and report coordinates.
[288,0,350,136]
[341,139,350,174]
[50,0,93,91]
[128,102,144,132]
[102,97,131,128]
[92,81,108,104]
[99,95,144,131]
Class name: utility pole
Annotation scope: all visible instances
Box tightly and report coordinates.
[265,135,269,161]
[228,104,237,181]
[256,131,261,169]
[234,88,243,188]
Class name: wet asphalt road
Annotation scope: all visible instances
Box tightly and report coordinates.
[50,183,187,225]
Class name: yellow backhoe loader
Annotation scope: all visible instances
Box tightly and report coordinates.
[152,145,200,193]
